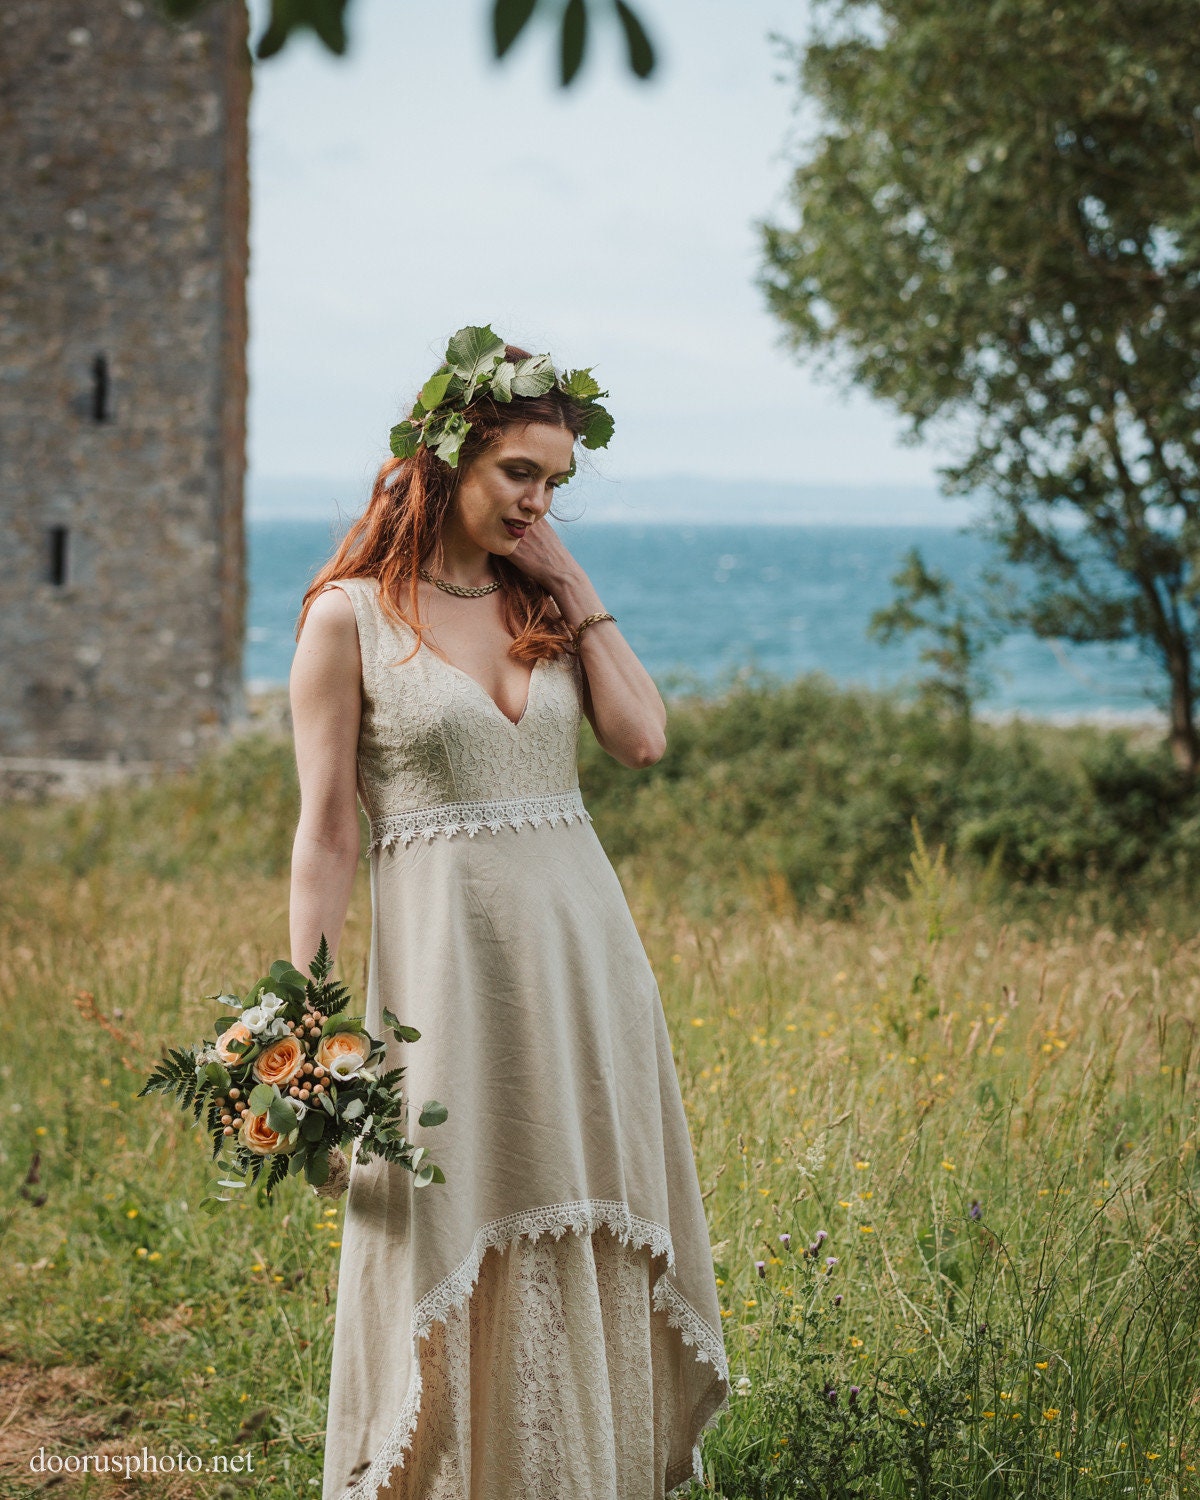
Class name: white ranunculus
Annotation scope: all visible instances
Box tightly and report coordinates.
[328,1053,365,1081]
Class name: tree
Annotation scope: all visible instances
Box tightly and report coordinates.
[868,547,1003,736]
[156,0,655,85]
[760,0,1200,775]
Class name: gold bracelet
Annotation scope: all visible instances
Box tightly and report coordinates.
[570,611,616,653]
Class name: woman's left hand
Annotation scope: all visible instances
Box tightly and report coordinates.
[502,516,580,591]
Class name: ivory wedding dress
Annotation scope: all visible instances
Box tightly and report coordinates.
[320,576,730,1500]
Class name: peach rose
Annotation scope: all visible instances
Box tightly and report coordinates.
[316,1030,371,1073]
[252,1035,305,1088]
[239,1109,296,1157]
[215,1022,254,1066]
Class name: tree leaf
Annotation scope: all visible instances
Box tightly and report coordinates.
[302,1112,327,1141]
[389,421,422,460]
[579,405,615,449]
[490,361,516,402]
[492,0,538,58]
[419,1100,449,1128]
[511,354,556,397]
[431,413,471,468]
[559,0,587,85]
[614,1,655,78]
[560,367,603,400]
[419,371,454,411]
[305,1150,331,1188]
[445,325,506,382]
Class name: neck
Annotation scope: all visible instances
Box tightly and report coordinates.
[431,519,498,589]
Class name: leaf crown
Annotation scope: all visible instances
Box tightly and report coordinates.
[388,324,614,479]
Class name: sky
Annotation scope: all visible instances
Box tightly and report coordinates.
[245,0,955,512]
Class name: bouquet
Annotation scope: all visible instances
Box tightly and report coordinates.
[139,936,446,1208]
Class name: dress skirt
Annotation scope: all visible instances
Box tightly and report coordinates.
[321,817,729,1500]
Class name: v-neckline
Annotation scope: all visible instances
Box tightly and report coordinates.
[420,644,542,731]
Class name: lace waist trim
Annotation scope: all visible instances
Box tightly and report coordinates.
[367,788,593,853]
[337,1197,731,1500]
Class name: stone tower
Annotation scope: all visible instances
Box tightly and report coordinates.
[0,0,250,793]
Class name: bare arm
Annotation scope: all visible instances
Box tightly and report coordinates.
[288,586,363,972]
[547,561,667,769]
[510,511,666,767]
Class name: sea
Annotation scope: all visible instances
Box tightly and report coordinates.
[246,514,1157,722]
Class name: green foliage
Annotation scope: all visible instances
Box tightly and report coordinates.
[762,0,1200,774]
[152,0,655,83]
[869,548,1004,730]
[389,325,614,474]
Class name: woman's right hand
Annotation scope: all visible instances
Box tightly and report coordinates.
[288,585,363,972]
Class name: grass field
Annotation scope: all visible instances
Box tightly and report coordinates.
[2,690,1198,1497]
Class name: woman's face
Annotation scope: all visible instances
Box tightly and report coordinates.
[448,422,576,558]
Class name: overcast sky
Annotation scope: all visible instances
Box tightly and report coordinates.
[246,0,952,499]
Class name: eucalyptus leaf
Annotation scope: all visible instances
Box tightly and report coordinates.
[342,1098,365,1121]
[201,1060,231,1093]
[248,1083,275,1116]
[418,1100,449,1128]
[614,0,655,78]
[319,1091,337,1116]
[305,1150,332,1188]
[199,1196,228,1214]
[321,1014,365,1036]
[302,1112,327,1141]
[383,1007,421,1043]
[267,1096,299,1135]
[414,1164,436,1187]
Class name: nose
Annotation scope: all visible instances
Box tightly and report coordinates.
[518,484,549,518]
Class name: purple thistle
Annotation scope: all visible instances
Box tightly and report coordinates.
[815,1229,828,1246]
[825,1385,838,1405]
[755,1259,766,1278]
[833,1293,844,1306]
[849,1386,860,1406]
[969,1200,983,1221]
[779,1232,791,1249]
[826,1256,839,1271]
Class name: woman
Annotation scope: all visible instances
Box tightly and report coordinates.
[289,328,729,1500]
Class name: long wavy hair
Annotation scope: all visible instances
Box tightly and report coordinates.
[295,344,590,665]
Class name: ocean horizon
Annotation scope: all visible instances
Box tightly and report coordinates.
[246,498,1158,723]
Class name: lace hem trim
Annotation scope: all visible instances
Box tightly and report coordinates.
[367,789,593,853]
[337,1198,731,1500]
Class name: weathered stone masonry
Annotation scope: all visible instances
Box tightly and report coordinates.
[0,0,250,789]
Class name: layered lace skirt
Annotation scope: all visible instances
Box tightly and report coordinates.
[387,1226,683,1498]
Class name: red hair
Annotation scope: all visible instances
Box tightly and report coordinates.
[295,344,590,664]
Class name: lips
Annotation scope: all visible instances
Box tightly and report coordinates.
[502,520,528,538]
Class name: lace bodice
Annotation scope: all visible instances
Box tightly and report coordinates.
[326,578,592,853]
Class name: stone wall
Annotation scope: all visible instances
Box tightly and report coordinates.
[0,0,250,781]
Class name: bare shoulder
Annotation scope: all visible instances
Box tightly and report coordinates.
[304,582,358,634]
[292,585,362,710]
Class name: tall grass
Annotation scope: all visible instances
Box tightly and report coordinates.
[2,682,1198,1496]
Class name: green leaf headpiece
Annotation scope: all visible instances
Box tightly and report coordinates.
[388,324,614,479]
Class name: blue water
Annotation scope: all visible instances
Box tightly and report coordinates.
[247,521,1157,718]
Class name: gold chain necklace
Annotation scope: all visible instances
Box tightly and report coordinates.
[418,567,502,597]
